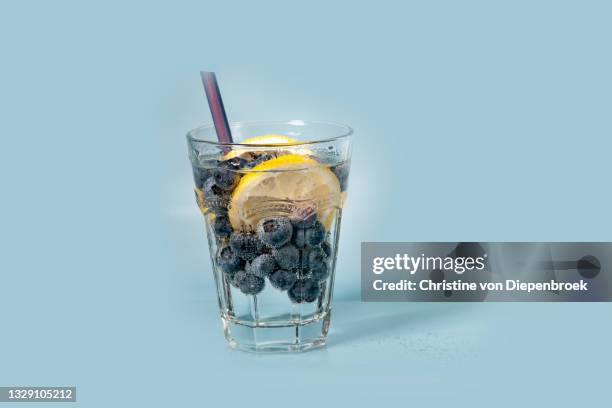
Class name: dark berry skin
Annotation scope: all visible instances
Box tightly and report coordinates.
[307,246,327,267]
[331,162,349,192]
[213,215,232,238]
[257,217,293,248]
[213,168,239,190]
[288,279,321,303]
[292,228,306,249]
[203,177,224,198]
[203,178,229,214]
[192,166,212,189]
[249,254,276,278]
[216,245,242,274]
[299,248,312,270]
[321,241,332,258]
[310,261,329,282]
[213,158,245,190]
[231,270,248,288]
[225,270,238,285]
[305,221,325,247]
[223,156,249,169]
[245,153,272,168]
[268,269,297,291]
[272,244,300,270]
[289,207,317,228]
[229,232,265,261]
[239,274,265,295]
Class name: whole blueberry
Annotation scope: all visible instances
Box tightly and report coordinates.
[249,254,276,278]
[288,279,321,303]
[272,244,300,270]
[230,232,265,261]
[310,261,329,282]
[321,241,332,258]
[231,270,248,288]
[305,221,325,247]
[268,269,297,291]
[212,214,232,238]
[216,245,242,274]
[213,169,239,190]
[213,159,243,190]
[239,274,265,295]
[257,217,293,248]
[292,227,306,249]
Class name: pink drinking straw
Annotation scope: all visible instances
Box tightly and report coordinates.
[200,71,234,144]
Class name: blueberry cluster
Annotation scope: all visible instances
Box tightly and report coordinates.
[192,155,341,303]
[214,213,333,303]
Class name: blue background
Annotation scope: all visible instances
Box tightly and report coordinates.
[1,0,611,406]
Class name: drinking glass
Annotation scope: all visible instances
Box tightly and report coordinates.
[186,120,352,352]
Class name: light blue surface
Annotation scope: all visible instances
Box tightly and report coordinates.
[1,0,611,406]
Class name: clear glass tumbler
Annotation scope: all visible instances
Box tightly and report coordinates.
[186,120,352,352]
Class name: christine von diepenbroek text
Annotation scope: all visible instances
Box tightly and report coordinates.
[371,253,589,293]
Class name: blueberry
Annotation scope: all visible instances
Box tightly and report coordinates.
[245,153,273,168]
[289,206,317,228]
[213,159,243,190]
[299,248,312,270]
[298,247,328,281]
[229,232,265,261]
[249,254,276,278]
[268,269,297,291]
[272,244,300,270]
[321,241,332,257]
[203,177,223,198]
[230,270,248,288]
[239,273,265,295]
[213,169,239,190]
[292,227,306,249]
[307,246,327,267]
[216,245,242,274]
[192,166,211,189]
[257,217,293,248]
[288,279,321,303]
[212,214,232,238]
[223,156,249,169]
[203,178,229,214]
[331,162,349,191]
[305,221,325,247]
[310,261,329,282]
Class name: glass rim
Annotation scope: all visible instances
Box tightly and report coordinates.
[186,119,353,147]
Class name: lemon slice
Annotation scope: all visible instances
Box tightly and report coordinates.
[229,154,341,231]
[222,134,311,160]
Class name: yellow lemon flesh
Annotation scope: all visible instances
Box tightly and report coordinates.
[222,134,311,160]
[229,154,341,232]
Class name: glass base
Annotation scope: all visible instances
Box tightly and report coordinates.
[221,311,331,353]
